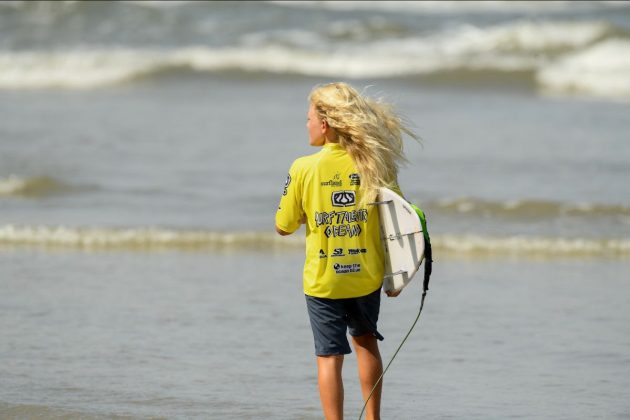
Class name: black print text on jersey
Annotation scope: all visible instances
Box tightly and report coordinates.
[334,263,361,274]
[321,172,342,187]
[324,224,362,238]
[314,209,368,227]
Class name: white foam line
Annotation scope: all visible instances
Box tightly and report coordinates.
[265,1,583,13]
[0,225,628,258]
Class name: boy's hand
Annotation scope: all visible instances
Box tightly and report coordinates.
[385,289,401,297]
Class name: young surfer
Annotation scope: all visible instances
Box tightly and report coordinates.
[275,82,417,420]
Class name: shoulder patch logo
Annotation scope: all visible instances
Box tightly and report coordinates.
[283,174,291,196]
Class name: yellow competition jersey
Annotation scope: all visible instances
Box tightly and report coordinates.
[276,143,386,299]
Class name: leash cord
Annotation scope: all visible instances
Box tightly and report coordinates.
[358,290,427,420]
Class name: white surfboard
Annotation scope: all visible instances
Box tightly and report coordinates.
[373,187,425,293]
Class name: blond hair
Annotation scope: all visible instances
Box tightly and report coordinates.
[309,82,418,205]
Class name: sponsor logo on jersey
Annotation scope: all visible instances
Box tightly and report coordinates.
[349,173,361,186]
[331,190,355,207]
[331,248,345,257]
[321,172,342,187]
[333,263,361,274]
[319,249,327,259]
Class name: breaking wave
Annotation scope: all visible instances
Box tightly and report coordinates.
[268,1,629,13]
[0,225,628,258]
[536,38,630,99]
[0,175,69,197]
[0,19,628,99]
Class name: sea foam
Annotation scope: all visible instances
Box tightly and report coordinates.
[537,39,630,99]
[0,20,626,99]
[1,225,628,259]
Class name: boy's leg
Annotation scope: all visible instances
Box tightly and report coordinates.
[352,334,383,420]
[317,354,344,420]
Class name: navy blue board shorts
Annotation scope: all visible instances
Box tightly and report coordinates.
[305,287,384,356]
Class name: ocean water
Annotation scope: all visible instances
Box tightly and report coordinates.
[2,251,629,419]
[1,1,630,419]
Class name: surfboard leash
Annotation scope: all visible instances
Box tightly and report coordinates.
[359,238,432,420]
[358,288,428,420]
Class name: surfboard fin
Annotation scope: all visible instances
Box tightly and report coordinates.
[383,270,409,293]
[385,230,423,241]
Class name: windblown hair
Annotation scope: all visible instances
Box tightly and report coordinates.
[309,82,418,205]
